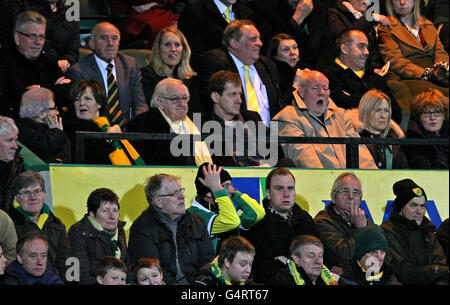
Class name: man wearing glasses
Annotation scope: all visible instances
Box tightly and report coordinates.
[314,172,373,273]
[126,78,212,166]
[0,10,71,119]
[189,163,265,252]
[128,173,215,284]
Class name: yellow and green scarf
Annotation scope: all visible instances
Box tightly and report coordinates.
[13,200,50,230]
[91,117,145,166]
[88,216,121,259]
[287,259,338,285]
[210,256,245,286]
[357,260,384,284]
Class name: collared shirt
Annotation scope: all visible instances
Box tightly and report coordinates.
[213,0,235,22]
[94,54,117,96]
[335,58,365,79]
[229,52,271,127]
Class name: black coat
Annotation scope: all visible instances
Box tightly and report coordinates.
[200,109,264,167]
[61,113,115,165]
[243,198,316,284]
[178,0,255,56]
[124,108,196,166]
[327,0,383,70]
[270,265,329,285]
[321,61,402,123]
[16,118,71,164]
[8,207,71,280]
[248,0,335,69]
[404,119,449,169]
[0,47,69,118]
[339,259,398,285]
[128,206,215,284]
[194,48,282,117]
[359,129,409,169]
[0,151,24,212]
[68,214,129,285]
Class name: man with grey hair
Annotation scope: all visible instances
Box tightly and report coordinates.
[66,22,148,126]
[194,19,282,126]
[126,78,212,166]
[128,173,215,284]
[273,69,377,168]
[0,10,71,118]
[314,172,373,272]
[0,115,24,212]
[17,87,70,163]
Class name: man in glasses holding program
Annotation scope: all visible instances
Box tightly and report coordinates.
[128,173,215,285]
[314,172,373,273]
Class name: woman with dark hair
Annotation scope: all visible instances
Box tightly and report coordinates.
[404,88,449,168]
[140,26,201,114]
[68,188,129,285]
[62,80,144,165]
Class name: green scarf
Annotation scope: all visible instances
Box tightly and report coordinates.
[88,216,121,258]
[210,256,245,285]
[91,117,145,166]
[287,259,338,285]
[13,200,50,230]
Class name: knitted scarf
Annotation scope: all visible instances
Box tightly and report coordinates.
[91,117,145,166]
[210,256,245,285]
[13,200,50,230]
[287,259,338,285]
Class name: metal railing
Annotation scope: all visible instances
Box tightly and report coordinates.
[75,131,449,168]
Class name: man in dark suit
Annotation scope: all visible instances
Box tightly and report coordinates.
[194,19,282,127]
[177,0,254,57]
[66,22,148,125]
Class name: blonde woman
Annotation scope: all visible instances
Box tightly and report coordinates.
[356,89,409,169]
[140,26,202,113]
[378,0,449,111]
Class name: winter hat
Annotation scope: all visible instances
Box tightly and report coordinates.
[195,163,232,198]
[392,179,426,213]
[353,225,389,260]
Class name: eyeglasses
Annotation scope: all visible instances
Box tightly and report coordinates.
[158,188,185,198]
[335,188,361,197]
[160,96,190,104]
[17,189,44,197]
[16,31,46,41]
[420,111,443,118]
[222,182,233,189]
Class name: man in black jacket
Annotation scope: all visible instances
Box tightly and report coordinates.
[243,167,316,284]
[128,174,215,285]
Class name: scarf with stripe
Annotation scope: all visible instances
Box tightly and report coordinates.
[88,216,121,259]
[91,117,145,166]
[287,259,338,285]
[13,200,50,230]
[210,256,245,285]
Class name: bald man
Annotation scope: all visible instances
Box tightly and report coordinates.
[273,70,377,169]
[66,22,148,124]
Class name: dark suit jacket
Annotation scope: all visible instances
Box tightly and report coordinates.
[194,48,283,118]
[321,61,402,123]
[124,108,195,166]
[65,53,149,122]
[177,0,254,56]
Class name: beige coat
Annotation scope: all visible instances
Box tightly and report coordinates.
[378,16,449,80]
[273,91,377,169]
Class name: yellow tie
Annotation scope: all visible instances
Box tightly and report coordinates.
[224,7,231,23]
[244,65,260,113]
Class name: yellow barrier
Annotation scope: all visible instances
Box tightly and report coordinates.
[50,165,449,239]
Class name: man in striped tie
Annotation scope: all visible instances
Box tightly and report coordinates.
[66,22,149,126]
